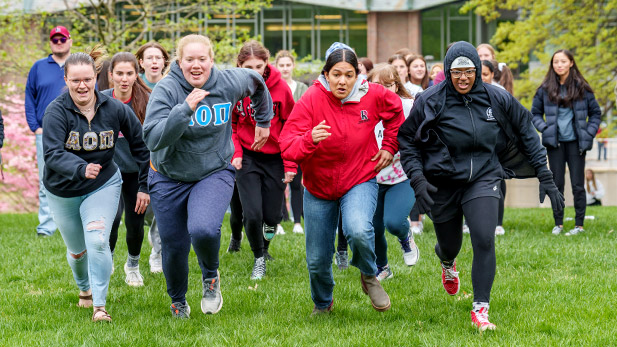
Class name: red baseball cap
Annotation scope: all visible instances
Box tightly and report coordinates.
[50,26,71,39]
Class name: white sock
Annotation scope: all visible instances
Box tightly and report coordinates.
[473,302,489,312]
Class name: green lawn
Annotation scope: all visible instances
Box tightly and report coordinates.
[1,207,616,346]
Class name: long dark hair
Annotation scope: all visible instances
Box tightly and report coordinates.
[110,52,151,124]
[322,48,359,75]
[407,54,429,90]
[540,49,593,106]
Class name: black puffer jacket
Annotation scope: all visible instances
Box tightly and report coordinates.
[531,87,601,153]
[399,41,549,182]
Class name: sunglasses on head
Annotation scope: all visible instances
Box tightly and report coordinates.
[51,37,68,44]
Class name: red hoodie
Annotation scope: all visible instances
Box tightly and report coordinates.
[279,78,404,200]
[232,64,297,173]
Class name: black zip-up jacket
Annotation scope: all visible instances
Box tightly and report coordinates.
[531,86,601,153]
[42,90,150,198]
[399,41,549,183]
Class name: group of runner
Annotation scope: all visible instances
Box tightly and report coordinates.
[30,26,601,330]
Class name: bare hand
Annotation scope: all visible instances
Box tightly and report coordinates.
[252,126,270,151]
[84,163,102,179]
[371,150,393,172]
[35,128,43,135]
[312,120,331,144]
[283,171,296,184]
[135,192,150,214]
[232,157,243,170]
[185,88,210,111]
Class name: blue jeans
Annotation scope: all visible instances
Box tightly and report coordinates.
[373,180,415,268]
[148,166,235,303]
[47,170,122,307]
[36,134,57,235]
[304,179,378,309]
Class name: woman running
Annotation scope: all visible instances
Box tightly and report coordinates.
[103,52,152,287]
[531,49,601,236]
[407,55,429,93]
[367,63,419,281]
[42,49,150,322]
[280,42,404,314]
[135,41,170,273]
[388,54,421,97]
[398,41,564,331]
[231,41,295,280]
[143,34,273,319]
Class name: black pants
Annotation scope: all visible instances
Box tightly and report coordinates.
[229,184,244,241]
[281,167,304,223]
[110,171,146,257]
[547,141,586,226]
[236,150,285,258]
[434,196,498,303]
[497,180,506,225]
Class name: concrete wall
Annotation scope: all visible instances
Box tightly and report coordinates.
[506,167,617,207]
[367,11,421,64]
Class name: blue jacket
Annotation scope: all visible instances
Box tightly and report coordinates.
[531,87,601,153]
[25,55,67,132]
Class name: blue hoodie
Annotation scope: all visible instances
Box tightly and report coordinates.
[143,61,273,182]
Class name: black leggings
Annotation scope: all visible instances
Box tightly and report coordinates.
[229,184,244,241]
[434,196,498,303]
[547,141,586,226]
[236,150,285,258]
[110,171,146,256]
[497,180,506,225]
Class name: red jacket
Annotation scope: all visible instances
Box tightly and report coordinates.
[280,78,404,200]
[232,65,297,173]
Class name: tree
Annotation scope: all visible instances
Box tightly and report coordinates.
[462,0,617,115]
[63,0,272,59]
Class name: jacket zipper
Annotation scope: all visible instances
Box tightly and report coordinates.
[464,96,475,182]
[76,103,101,131]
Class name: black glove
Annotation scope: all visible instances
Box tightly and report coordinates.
[537,168,565,213]
[409,175,438,214]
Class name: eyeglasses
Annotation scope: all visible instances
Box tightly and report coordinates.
[68,77,95,86]
[450,69,476,78]
[51,37,68,44]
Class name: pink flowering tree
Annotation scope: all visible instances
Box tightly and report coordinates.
[0,92,38,213]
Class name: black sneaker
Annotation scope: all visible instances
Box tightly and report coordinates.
[227,237,241,253]
[263,223,276,241]
[263,250,275,261]
[170,301,191,319]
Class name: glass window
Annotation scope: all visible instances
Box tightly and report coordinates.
[422,18,442,60]
[348,23,367,57]
[450,19,470,43]
[291,29,313,58]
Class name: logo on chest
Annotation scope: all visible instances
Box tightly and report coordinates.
[358,110,369,124]
[190,102,232,126]
[65,130,115,151]
[486,107,496,121]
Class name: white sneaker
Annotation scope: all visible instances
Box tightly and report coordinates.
[276,224,286,235]
[400,234,419,266]
[293,223,304,234]
[495,226,505,235]
[124,263,144,287]
[565,226,584,236]
[149,251,163,273]
[551,226,563,235]
[201,271,223,314]
[463,224,470,234]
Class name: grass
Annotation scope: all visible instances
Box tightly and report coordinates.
[1,207,616,346]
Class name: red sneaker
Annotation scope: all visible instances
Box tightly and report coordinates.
[471,307,496,331]
[441,261,459,295]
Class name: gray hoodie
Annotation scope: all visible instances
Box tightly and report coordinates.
[143,61,273,182]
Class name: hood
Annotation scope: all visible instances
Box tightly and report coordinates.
[317,74,368,104]
[264,64,282,89]
[168,60,218,92]
[443,41,484,95]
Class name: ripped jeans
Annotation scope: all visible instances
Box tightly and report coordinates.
[47,170,122,307]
